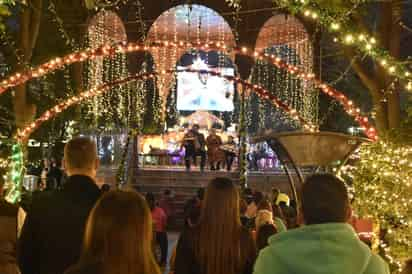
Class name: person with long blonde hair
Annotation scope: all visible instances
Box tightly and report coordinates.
[175,177,256,274]
[65,190,161,274]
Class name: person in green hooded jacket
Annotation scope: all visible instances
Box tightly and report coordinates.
[254,174,390,274]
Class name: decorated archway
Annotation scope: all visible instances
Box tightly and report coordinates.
[86,10,129,128]
[5,69,315,202]
[165,50,237,128]
[250,14,318,133]
[17,69,315,142]
[146,4,237,114]
[0,41,377,140]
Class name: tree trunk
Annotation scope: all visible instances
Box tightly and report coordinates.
[375,1,401,131]
[349,1,403,135]
[371,93,389,133]
[13,0,43,130]
[386,1,402,129]
[349,56,388,133]
[71,62,83,121]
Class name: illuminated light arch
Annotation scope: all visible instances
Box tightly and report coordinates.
[0,41,377,140]
[146,4,237,111]
[16,69,315,142]
[7,69,313,203]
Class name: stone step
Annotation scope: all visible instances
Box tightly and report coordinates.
[99,167,304,230]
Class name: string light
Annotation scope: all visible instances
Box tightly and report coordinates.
[254,14,318,129]
[10,69,315,198]
[86,10,128,128]
[15,69,317,142]
[0,157,9,170]
[0,41,376,138]
[4,143,24,204]
[339,141,412,273]
[273,0,412,87]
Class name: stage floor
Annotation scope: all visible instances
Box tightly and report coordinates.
[136,165,286,175]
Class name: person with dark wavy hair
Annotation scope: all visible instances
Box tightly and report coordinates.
[175,177,256,274]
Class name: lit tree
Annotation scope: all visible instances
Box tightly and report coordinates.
[339,141,412,272]
[13,0,42,129]
[275,0,409,134]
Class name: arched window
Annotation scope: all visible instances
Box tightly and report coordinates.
[146,5,236,120]
[250,14,318,133]
[86,11,128,128]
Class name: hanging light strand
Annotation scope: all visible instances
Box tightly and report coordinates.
[0,41,376,139]
[16,68,317,142]
[273,0,412,91]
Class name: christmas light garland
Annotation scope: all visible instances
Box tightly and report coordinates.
[0,158,8,169]
[272,0,412,91]
[0,41,377,139]
[5,69,316,203]
[16,68,317,142]
[4,143,24,203]
[338,141,412,273]
[85,10,129,128]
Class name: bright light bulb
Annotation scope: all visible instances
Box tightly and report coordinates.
[331,23,340,30]
[345,34,354,44]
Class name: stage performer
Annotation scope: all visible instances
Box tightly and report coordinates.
[206,129,224,170]
[182,124,206,172]
[222,135,237,171]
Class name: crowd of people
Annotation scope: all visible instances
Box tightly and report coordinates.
[0,136,411,274]
[25,157,65,191]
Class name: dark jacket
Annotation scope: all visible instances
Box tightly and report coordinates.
[174,226,256,274]
[64,261,101,274]
[0,199,19,274]
[184,131,206,154]
[18,175,101,274]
